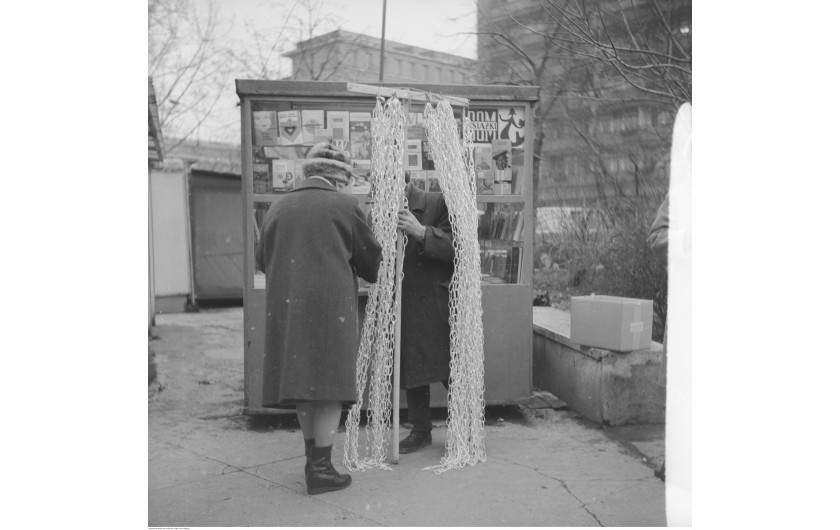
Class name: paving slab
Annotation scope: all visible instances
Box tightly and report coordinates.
[149,308,666,527]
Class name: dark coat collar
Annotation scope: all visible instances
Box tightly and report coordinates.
[407,183,426,212]
[292,177,338,193]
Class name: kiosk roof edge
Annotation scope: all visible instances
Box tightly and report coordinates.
[235,79,540,102]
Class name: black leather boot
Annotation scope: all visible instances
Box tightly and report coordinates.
[399,431,432,454]
[304,438,314,474]
[306,445,352,495]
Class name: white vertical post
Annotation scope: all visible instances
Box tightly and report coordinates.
[390,97,410,464]
[391,235,404,464]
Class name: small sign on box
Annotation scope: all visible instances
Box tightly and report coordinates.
[570,295,653,351]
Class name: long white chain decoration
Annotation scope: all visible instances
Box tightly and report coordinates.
[423,100,487,473]
[343,96,407,471]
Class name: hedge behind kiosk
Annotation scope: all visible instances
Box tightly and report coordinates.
[236,80,538,414]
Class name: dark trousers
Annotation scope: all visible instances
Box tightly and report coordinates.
[406,380,449,434]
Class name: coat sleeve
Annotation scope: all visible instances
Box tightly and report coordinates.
[417,197,455,263]
[350,204,383,283]
[647,194,669,261]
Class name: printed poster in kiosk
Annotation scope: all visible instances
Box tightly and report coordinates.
[467,107,526,147]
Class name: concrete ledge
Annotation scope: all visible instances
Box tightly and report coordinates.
[533,306,665,425]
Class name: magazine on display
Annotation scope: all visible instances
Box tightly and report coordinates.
[253,163,271,194]
[253,111,278,146]
[410,170,426,191]
[405,139,422,170]
[301,110,325,144]
[476,172,494,195]
[491,138,512,170]
[326,111,350,151]
[474,145,493,171]
[421,139,435,170]
[349,111,372,160]
[427,173,441,192]
[277,110,303,145]
[271,159,295,191]
[313,128,332,144]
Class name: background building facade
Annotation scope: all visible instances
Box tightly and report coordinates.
[476,0,691,208]
[284,29,477,84]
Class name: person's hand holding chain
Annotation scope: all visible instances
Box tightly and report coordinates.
[397,209,425,240]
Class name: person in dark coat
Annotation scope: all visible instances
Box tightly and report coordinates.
[396,177,456,454]
[256,142,382,494]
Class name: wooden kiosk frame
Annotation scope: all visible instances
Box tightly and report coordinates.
[235,80,539,414]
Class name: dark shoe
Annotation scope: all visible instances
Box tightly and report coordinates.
[304,438,314,474]
[306,445,352,495]
[399,431,432,454]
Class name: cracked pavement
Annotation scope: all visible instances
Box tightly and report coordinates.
[149,308,665,526]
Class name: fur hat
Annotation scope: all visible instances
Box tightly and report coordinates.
[303,142,354,186]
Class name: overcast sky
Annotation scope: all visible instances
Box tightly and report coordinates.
[215,0,477,58]
[192,0,477,142]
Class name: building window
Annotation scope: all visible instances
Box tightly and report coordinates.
[423,64,429,80]
[409,61,416,78]
[396,58,403,76]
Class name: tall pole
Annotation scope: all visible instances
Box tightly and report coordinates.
[378,0,387,82]
[391,234,404,463]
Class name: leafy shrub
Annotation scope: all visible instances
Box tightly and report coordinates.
[534,193,668,342]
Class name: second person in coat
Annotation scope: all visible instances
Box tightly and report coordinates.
[396,176,456,454]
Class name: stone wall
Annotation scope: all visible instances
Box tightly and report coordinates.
[533,307,665,425]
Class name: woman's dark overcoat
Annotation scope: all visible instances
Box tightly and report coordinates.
[400,184,456,388]
[256,178,382,407]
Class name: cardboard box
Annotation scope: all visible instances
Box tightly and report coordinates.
[570,295,653,352]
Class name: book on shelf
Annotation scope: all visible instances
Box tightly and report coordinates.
[349,111,372,160]
[476,174,494,195]
[479,246,522,284]
[312,128,332,144]
[427,172,441,192]
[326,111,350,151]
[491,138,512,170]
[405,139,422,170]
[350,160,372,194]
[494,181,512,195]
[508,246,522,284]
[495,168,512,182]
[253,163,271,194]
[253,111,278,146]
[407,111,425,128]
[301,110,325,144]
[477,203,524,241]
[410,170,426,191]
[512,167,523,194]
[512,148,525,194]
[474,145,493,171]
[421,139,435,170]
[271,159,295,191]
[407,113,425,141]
[512,210,525,241]
[277,110,303,145]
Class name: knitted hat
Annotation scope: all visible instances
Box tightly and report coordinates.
[303,142,354,186]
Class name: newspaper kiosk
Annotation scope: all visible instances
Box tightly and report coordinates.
[236,80,539,413]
